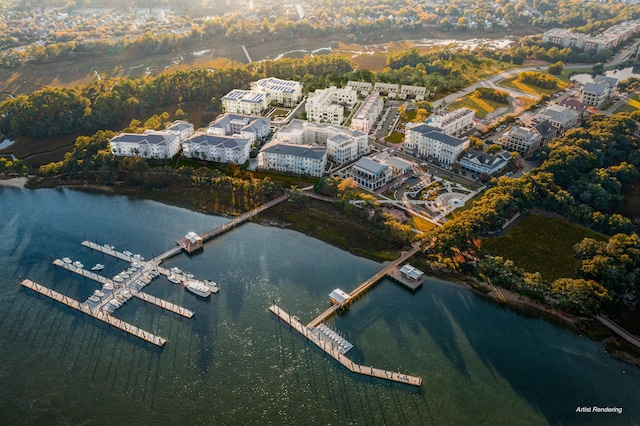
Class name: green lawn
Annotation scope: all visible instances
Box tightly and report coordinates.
[448,94,507,119]
[385,131,405,144]
[614,93,640,113]
[481,214,608,281]
[500,74,568,96]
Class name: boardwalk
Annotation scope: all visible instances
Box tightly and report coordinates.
[270,305,422,387]
[596,315,640,349]
[21,279,167,347]
[131,291,194,318]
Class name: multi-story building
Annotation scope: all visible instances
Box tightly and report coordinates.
[305,86,358,125]
[257,143,327,177]
[221,89,270,116]
[182,132,251,164]
[250,77,303,107]
[580,75,618,109]
[399,85,427,101]
[460,150,511,175]
[534,104,580,134]
[542,21,640,53]
[275,119,368,164]
[350,94,384,134]
[373,82,399,98]
[346,81,373,96]
[346,157,393,190]
[404,124,470,164]
[500,126,542,157]
[207,113,270,143]
[428,107,475,136]
[109,120,193,159]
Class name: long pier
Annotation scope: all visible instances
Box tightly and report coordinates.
[270,305,422,386]
[131,290,194,318]
[307,242,421,328]
[21,279,167,347]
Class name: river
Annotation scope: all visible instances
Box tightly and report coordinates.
[0,187,638,425]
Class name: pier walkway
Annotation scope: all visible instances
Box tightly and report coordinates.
[270,305,422,386]
[21,279,167,347]
[307,242,421,327]
[131,291,194,318]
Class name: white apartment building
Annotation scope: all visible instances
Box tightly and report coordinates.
[275,119,369,164]
[257,143,327,177]
[373,82,399,98]
[580,75,618,109]
[542,20,640,53]
[110,132,181,159]
[109,120,193,159]
[346,157,393,190]
[404,124,470,164]
[250,77,303,107]
[500,126,542,157]
[346,81,373,96]
[207,113,270,143]
[221,89,270,116]
[306,86,358,125]
[428,108,475,136]
[534,104,580,134]
[182,132,251,164]
[350,94,384,134]
[399,85,427,100]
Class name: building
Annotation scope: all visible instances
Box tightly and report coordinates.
[559,97,587,115]
[110,132,181,159]
[257,143,327,177]
[221,89,270,116]
[274,120,369,165]
[460,149,511,174]
[350,94,384,133]
[500,126,542,157]
[305,86,358,125]
[542,21,640,53]
[399,85,427,101]
[329,289,350,305]
[346,156,393,190]
[534,105,580,134]
[250,77,303,107]
[346,81,373,96]
[532,119,557,143]
[399,264,424,282]
[207,113,270,143]
[372,151,413,175]
[404,124,470,164]
[427,107,475,136]
[373,82,399,98]
[166,120,195,141]
[580,75,618,109]
[181,132,251,164]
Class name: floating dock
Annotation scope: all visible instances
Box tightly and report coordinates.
[21,279,167,347]
[270,305,422,387]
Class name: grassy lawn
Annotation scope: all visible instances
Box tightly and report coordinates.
[385,131,405,144]
[500,73,568,96]
[447,189,486,219]
[614,93,640,113]
[449,94,507,118]
[407,215,437,233]
[481,214,608,281]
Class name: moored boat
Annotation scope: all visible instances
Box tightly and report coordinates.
[204,280,220,294]
[91,263,104,271]
[185,281,211,298]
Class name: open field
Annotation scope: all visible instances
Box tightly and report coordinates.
[500,73,569,96]
[481,214,608,281]
[614,93,640,113]
[449,94,508,118]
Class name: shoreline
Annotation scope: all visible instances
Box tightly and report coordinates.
[0,177,28,188]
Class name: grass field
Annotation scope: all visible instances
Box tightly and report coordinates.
[500,73,569,96]
[449,94,508,118]
[481,214,608,281]
[614,93,640,113]
[385,131,405,144]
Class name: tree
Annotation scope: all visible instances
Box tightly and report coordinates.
[548,61,565,75]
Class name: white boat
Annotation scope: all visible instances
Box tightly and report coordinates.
[91,263,104,271]
[113,276,124,283]
[170,267,183,274]
[87,295,100,304]
[104,244,115,250]
[93,290,105,298]
[133,254,144,261]
[123,250,133,256]
[62,257,72,264]
[109,299,122,308]
[103,283,114,292]
[73,261,84,269]
[167,275,182,284]
[185,281,211,298]
[184,272,194,279]
[204,280,220,294]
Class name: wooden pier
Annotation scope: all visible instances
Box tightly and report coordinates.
[21,279,167,347]
[131,291,194,318]
[270,305,422,387]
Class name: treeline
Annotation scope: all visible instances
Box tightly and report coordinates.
[425,111,640,314]
[517,71,559,89]
[0,54,353,139]
[474,87,509,104]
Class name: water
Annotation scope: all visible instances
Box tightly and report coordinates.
[0,187,638,425]
[571,67,640,85]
